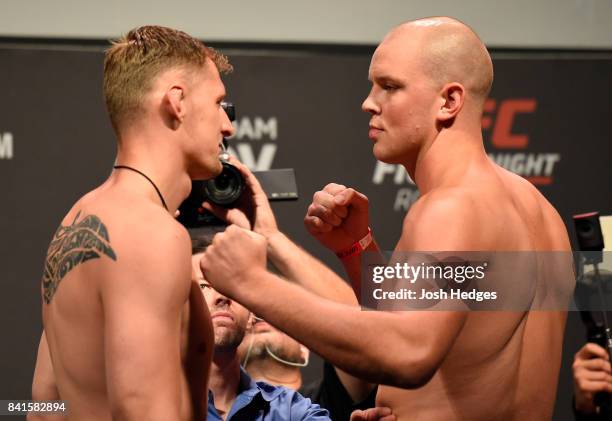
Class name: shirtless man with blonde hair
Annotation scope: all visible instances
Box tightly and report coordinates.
[199,17,574,420]
[30,25,234,420]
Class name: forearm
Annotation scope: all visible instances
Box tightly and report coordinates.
[111,398,183,421]
[184,347,210,418]
[233,269,436,388]
[337,240,384,298]
[267,232,358,305]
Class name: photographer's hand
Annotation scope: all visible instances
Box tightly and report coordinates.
[573,342,612,414]
[202,156,279,238]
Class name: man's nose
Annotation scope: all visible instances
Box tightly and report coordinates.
[213,290,231,307]
[222,110,236,137]
[361,92,380,114]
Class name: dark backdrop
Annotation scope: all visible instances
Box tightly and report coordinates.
[1,40,610,420]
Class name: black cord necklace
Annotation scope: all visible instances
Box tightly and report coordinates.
[113,165,168,211]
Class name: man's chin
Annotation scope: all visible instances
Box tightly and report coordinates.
[373,145,398,164]
[211,160,223,177]
[191,159,222,180]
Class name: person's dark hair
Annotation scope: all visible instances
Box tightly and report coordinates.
[191,236,212,255]
[189,225,281,274]
[190,226,226,255]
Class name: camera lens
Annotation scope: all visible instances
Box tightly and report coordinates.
[203,161,244,206]
[215,171,231,190]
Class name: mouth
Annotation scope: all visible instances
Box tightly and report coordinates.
[212,311,234,321]
[368,126,383,140]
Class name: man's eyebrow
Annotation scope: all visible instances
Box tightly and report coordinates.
[373,75,403,85]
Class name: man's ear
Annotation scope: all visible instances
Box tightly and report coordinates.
[437,82,465,124]
[163,85,185,130]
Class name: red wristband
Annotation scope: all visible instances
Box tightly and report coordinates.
[336,228,373,259]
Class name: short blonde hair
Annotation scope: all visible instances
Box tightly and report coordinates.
[103,25,232,132]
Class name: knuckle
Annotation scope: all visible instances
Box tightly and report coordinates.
[303,218,312,230]
[320,205,332,217]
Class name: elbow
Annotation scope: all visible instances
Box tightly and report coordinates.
[110,403,138,421]
[111,397,180,421]
[377,346,440,389]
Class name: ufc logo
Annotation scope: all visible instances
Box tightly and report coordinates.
[482,99,537,149]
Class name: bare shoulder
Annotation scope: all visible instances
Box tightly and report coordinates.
[68,194,193,303]
[501,169,571,251]
[399,188,481,251]
[109,205,190,278]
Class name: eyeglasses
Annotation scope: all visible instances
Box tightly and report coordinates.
[221,101,235,122]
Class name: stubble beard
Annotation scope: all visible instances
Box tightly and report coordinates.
[214,327,246,350]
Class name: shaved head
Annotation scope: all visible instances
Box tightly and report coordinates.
[384,17,493,105]
[363,16,493,167]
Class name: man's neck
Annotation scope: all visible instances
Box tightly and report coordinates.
[210,348,243,417]
[245,358,302,390]
[412,127,488,195]
[114,138,191,214]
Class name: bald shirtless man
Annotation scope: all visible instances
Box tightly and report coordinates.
[30,26,234,420]
[199,17,574,420]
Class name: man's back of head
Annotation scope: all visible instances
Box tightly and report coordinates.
[103,25,232,136]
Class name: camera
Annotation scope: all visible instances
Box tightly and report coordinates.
[202,158,245,206]
[202,101,244,206]
[178,166,298,228]
[177,102,298,228]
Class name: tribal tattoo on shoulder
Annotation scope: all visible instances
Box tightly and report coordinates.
[42,211,117,304]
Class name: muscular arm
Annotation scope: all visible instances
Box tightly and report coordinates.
[206,165,470,389]
[202,217,471,388]
[204,163,376,397]
[303,184,384,298]
[183,280,213,413]
[28,332,62,421]
[228,267,465,388]
[267,232,358,305]
[102,224,206,420]
[267,232,376,402]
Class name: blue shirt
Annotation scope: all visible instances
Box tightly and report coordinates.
[207,368,331,421]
